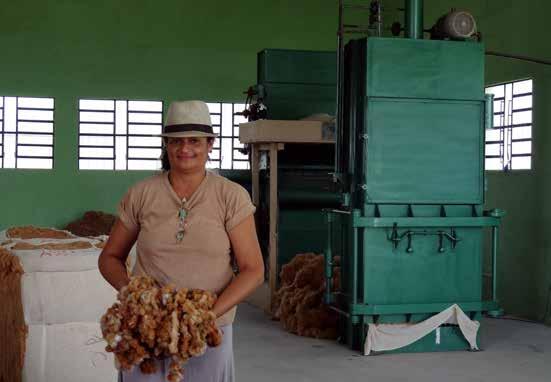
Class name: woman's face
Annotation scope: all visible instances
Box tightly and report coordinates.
[166,137,213,173]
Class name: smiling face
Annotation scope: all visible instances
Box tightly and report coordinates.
[165,137,213,173]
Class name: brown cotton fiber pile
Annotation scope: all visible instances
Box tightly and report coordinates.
[101,276,222,382]
[271,253,340,340]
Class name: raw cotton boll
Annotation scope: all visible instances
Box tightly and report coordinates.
[100,276,222,381]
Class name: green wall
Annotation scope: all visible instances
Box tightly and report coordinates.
[476,0,551,325]
[0,0,337,229]
[2,0,550,323]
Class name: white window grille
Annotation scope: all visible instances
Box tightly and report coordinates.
[485,79,532,171]
[0,96,55,169]
[206,102,249,170]
[78,99,163,170]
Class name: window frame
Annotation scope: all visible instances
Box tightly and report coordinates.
[77,98,164,171]
[485,78,533,172]
[206,102,249,170]
[0,96,55,170]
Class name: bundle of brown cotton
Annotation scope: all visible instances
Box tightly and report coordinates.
[65,211,117,237]
[272,253,339,340]
[6,225,74,239]
[11,240,94,250]
[100,276,222,382]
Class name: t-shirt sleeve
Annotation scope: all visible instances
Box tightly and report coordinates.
[225,184,256,232]
[117,187,140,234]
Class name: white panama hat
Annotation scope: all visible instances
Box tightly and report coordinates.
[161,100,217,138]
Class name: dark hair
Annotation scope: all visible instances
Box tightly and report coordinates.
[161,137,215,171]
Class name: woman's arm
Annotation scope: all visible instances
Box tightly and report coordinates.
[212,214,264,318]
[98,219,138,291]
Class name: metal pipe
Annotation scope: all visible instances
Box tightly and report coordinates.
[485,94,494,131]
[335,0,344,185]
[492,226,499,302]
[486,50,551,66]
[324,212,333,304]
[329,305,351,318]
[377,1,383,36]
[405,0,424,39]
[352,210,360,305]
[328,209,351,215]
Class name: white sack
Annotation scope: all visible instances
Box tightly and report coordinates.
[21,269,116,325]
[364,304,480,355]
[24,322,118,382]
[13,248,101,273]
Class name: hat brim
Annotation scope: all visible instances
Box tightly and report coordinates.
[160,131,217,138]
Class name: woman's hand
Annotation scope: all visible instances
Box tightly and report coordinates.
[212,214,264,318]
[98,219,138,291]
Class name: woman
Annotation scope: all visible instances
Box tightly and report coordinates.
[98,100,264,382]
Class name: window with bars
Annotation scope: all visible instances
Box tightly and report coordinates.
[78,99,163,170]
[78,100,249,171]
[485,79,532,171]
[206,102,249,170]
[0,96,55,169]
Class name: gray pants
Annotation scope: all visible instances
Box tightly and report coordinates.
[120,325,234,382]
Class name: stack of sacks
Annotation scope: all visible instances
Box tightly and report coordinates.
[1,224,133,273]
[271,253,340,339]
[0,226,119,382]
[101,276,222,382]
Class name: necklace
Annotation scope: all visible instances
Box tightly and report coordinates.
[176,197,188,242]
[168,171,207,242]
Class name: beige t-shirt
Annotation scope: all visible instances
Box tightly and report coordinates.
[118,170,256,326]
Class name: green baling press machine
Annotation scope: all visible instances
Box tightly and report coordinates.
[322,0,505,353]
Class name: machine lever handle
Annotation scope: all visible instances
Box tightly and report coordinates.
[387,223,461,253]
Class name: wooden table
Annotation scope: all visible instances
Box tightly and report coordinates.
[239,119,335,310]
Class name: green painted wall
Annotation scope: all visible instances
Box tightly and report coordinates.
[0,0,337,229]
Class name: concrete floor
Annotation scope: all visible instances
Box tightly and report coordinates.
[234,303,551,382]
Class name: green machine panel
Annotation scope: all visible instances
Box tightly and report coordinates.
[366,38,484,101]
[257,49,336,120]
[258,49,336,84]
[253,49,339,279]
[260,83,336,120]
[365,98,484,204]
[361,228,483,304]
[279,210,332,267]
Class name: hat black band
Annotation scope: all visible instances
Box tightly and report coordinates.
[164,124,213,134]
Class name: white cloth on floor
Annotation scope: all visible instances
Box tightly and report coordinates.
[364,304,480,355]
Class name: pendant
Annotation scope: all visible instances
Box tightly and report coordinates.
[176,231,185,242]
[178,208,188,220]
